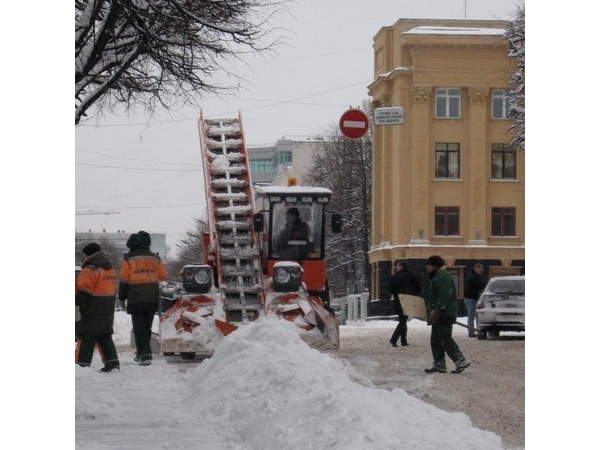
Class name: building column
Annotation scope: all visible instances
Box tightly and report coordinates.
[466,87,489,245]
[409,86,432,244]
[372,112,386,246]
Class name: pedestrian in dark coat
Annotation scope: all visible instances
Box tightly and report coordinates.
[424,255,470,374]
[389,261,422,347]
[464,263,486,337]
[118,231,167,365]
[75,243,120,372]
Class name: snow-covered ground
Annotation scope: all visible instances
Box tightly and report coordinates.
[74,313,510,449]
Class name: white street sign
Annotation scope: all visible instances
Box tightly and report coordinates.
[374,106,405,125]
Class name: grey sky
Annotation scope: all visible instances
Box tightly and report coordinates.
[75,0,521,258]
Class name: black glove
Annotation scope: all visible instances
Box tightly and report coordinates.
[427,308,442,325]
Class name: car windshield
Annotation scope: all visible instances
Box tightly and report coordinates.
[488,279,524,295]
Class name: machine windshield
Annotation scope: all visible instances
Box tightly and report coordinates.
[270,202,323,260]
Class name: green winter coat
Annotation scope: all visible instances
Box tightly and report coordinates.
[426,266,457,324]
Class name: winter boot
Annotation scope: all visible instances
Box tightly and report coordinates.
[100,361,120,372]
[134,354,152,366]
[451,358,471,374]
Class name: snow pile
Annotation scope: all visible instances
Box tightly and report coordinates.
[186,316,504,450]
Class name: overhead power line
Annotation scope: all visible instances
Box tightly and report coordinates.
[76,209,120,216]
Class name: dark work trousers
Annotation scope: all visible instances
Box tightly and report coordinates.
[76,334,119,367]
[429,322,465,370]
[390,314,409,345]
[131,310,156,361]
[464,298,478,336]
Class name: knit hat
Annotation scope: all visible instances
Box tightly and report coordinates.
[82,243,101,256]
[426,255,445,267]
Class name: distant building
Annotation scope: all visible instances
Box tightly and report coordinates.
[75,231,167,260]
[367,18,524,314]
[247,136,325,186]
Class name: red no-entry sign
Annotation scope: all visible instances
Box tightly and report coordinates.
[339,109,369,139]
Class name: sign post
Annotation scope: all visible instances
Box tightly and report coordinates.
[339,109,369,140]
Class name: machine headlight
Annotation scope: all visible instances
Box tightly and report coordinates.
[274,267,291,283]
[273,263,303,292]
[181,264,213,294]
[194,269,211,284]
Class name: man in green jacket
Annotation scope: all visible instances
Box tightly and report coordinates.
[424,255,470,374]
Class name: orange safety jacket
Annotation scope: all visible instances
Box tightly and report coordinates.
[76,251,117,335]
[119,249,167,306]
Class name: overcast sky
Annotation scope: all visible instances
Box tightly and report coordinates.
[74,0,522,258]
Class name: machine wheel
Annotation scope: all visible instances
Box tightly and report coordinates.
[163,352,175,356]
[489,330,500,338]
[477,329,488,340]
[181,352,196,360]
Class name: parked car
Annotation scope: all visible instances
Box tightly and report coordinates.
[476,275,524,340]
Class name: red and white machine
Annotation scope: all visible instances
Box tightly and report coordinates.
[159,112,341,358]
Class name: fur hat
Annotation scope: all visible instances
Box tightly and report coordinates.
[126,231,151,250]
[426,255,445,268]
[82,242,101,256]
[126,233,143,250]
[137,230,151,248]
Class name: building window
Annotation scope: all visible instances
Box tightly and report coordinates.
[491,207,516,236]
[277,151,292,164]
[435,88,460,118]
[249,159,273,171]
[491,144,516,179]
[435,207,460,236]
[491,89,510,119]
[435,143,460,178]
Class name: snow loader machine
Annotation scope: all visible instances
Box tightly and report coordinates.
[158,112,342,358]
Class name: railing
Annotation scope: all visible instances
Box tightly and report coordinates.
[332,292,369,323]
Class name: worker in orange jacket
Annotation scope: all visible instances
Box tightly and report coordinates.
[118,231,167,365]
[75,243,120,372]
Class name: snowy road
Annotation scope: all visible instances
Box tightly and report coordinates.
[75,314,522,450]
[328,320,525,449]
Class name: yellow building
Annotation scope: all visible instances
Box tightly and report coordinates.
[367,19,524,308]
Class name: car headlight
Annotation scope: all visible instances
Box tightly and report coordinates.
[181,264,213,294]
[273,263,303,292]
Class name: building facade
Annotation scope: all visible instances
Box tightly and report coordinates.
[367,19,524,313]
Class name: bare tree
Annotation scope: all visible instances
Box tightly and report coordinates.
[304,107,372,297]
[75,0,288,124]
[75,236,122,272]
[165,217,209,279]
[506,4,525,151]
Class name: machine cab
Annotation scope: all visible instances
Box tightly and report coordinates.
[253,186,341,263]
